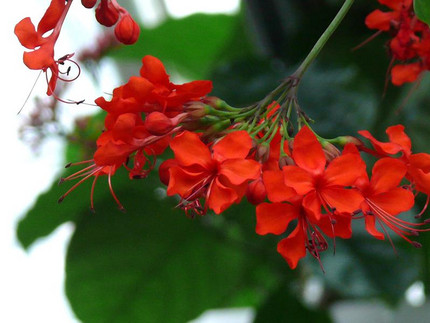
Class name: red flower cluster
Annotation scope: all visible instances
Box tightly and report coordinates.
[15,0,139,96]
[56,52,430,269]
[365,0,430,85]
[60,55,213,211]
[255,125,430,268]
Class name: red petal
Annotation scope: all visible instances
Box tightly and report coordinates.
[140,55,170,85]
[358,129,402,155]
[123,76,155,102]
[320,187,363,213]
[23,44,55,70]
[174,80,213,98]
[324,154,365,186]
[391,63,422,86]
[94,140,134,166]
[318,212,352,239]
[219,159,261,186]
[166,166,208,198]
[170,131,213,169]
[263,170,297,203]
[368,187,414,215]
[302,191,322,222]
[365,10,397,31]
[38,0,66,35]
[255,202,298,235]
[283,166,315,195]
[277,223,306,269]
[213,131,253,162]
[369,157,406,194]
[364,213,385,240]
[14,18,42,49]
[386,125,411,155]
[207,178,239,214]
[409,153,430,194]
[292,126,326,175]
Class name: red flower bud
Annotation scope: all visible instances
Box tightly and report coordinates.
[95,0,119,27]
[256,143,270,163]
[322,142,341,161]
[114,14,140,45]
[246,179,266,205]
[144,112,174,136]
[81,0,97,9]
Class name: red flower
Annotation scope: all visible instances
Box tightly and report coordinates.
[95,56,213,116]
[358,125,430,195]
[364,0,430,85]
[354,156,418,245]
[165,130,261,214]
[256,168,352,269]
[282,126,365,222]
[15,0,73,95]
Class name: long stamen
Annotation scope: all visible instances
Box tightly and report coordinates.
[90,173,100,213]
[58,166,102,203]
[108,166,125,212]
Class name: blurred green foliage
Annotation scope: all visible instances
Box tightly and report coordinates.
[17,0,430,322]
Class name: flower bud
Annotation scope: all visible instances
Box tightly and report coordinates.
[81,0,97,9]
[246,179,266,205]
[322,142,341,161]
[279,155,295,168]
[203,96,224,109]
[114,14,140,45]
[256,143,270,163]
[338,136,364,147]
[95,0,119,27]
[185,102,208,118]
[144,112,174,136]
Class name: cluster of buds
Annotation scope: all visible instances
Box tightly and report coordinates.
[82,0,140,45]
[15,0,139,96]
[365,0,430,85]
[59,55,430,269]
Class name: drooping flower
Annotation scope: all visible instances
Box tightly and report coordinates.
[165,130,261,214]
[282,126,365,222]
[15,0,73,95]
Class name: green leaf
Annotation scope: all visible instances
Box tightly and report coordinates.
[253,283,332,323]
[16,167,131,250]
[110,14,243,79]
[415,0,430,27]
[65,172,276,323]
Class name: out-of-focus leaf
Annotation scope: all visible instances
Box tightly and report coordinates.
[415,0,430,27]
[253,283,332,323]
[16,166,129,250]
[65,172,277,323]
[308,226,420,304]
[109,14,244,79]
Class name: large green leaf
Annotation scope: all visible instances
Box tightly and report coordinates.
[415,0,430,27]
[253,284,332,323]
[110,14,244,79]
[65,172,277,323]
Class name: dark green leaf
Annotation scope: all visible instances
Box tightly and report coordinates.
[415,0,430,27]
[253,283,332,323]
[65,172,276,323]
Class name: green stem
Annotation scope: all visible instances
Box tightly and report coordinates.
[293,0,355,79]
